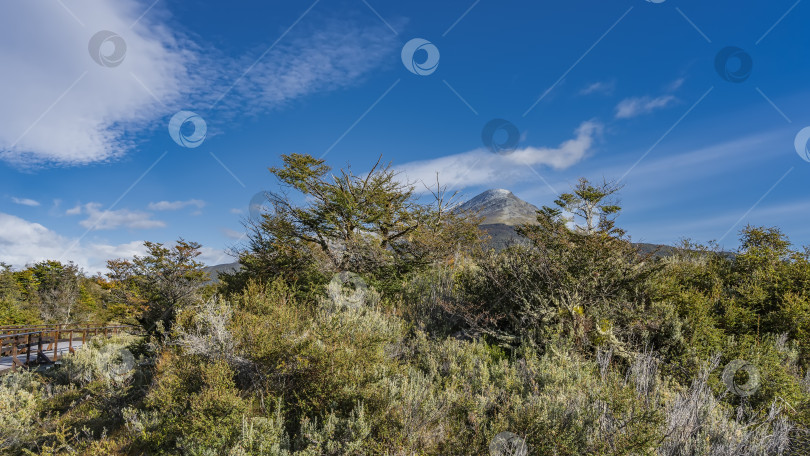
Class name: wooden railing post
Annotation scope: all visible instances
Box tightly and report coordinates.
[53,329,60,361]
[68,330,74,354]
[11,335,18,372]
[25,334,31,366]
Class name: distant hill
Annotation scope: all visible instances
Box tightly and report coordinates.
[456,189,541,250]
[457,188,540,226]
[459,189,727,258]
[202,262,240,282]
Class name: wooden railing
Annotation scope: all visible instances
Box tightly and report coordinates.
[0,322,113,335]
[0,324,137,373]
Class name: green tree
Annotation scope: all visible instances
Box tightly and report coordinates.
[724,226,810,360]
[224,154,481,294]
[107,239,208,334]
[0,263,37,325]
[27,261,82,324]
[551,177,624,236]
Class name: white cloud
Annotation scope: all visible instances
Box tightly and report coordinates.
[74,202,165,230]
[0,212,147,273]
[229,208,244,215]
[615,95,677,119]
[11,197,40,207]
[148,199,205,211]
[0,212,228,273]
[196,245,233,268]
[580,81,615,96]
[0,1,190,166]
[0,2,398,166]
[66,205,82,215]
[397,121,601,190]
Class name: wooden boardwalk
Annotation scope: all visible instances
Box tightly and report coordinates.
[0,340,85,373]
[0,324,135,374]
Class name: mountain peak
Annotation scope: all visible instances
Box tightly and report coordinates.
[458,188,540,226]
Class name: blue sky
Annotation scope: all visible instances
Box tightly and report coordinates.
[2,0,810,272]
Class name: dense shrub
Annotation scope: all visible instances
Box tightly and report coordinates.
[125,354,249,453]
[0,370,42,449]
[56,334,139,387]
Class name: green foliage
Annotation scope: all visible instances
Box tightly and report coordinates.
[0,262,34,325]
[0,370,43,449]
[451,201,656,352]
[228,279,402,427]
[0,260,137,326]
[107,239,208,334]
[551,177,625,236]
[127,354,249,454]
[223,153,481,297]
[56,334,139,387]
[9,169,810,455]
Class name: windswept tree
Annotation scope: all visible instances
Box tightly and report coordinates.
[107,240,208,333]
[225,154,481,293]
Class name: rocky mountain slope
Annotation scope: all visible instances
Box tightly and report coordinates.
[456,188,540,226]
[455,189,539,249]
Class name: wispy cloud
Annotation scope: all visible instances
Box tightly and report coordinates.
[580,80,615,96]
[629,198,810,249]
[615,95,678,119]
[148,199,206,211]
[397,121,601,190]
[69,202,165,230]
[667,77,685,91]
[508,126,787,205]
[222,228,244,240]
[11,197,40,207]
[210,21,400,117]
[0,1,399,166]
